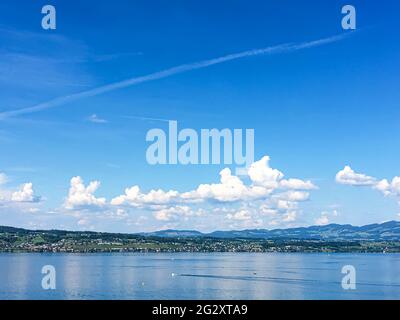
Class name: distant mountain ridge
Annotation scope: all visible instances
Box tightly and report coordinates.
[1,221,400,241]
[139,221,400,241]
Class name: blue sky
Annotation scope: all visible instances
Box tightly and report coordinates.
[0,0,400,232]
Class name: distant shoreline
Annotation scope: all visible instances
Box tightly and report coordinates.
[2,222,400,253]
[2,251,400,255]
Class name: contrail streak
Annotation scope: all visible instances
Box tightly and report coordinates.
[122,115,171,123]
[0,33,351,120]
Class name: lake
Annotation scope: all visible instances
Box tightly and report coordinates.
[1,253,399,300]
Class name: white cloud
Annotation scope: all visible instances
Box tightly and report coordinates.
[108,155,317,227]
[260,205,278,216]
[77,218,90,226]
[111,185,179,206]
[315,213,330,226]
[111,156,316,206]
[0,177,41,215]
[45,155,316,229]
[181,168,251,202]
[335,166,376,186]
[226,209,251,221]
[314,209,339,226]
[336,166,400,205]
[11,183,39,203]
[280,178,316,190]
[65,176,106,209]
[247,156,283,189]
[0,155,320,230]
[88,114,107,123]
[276,199,296,211]
[374,177,400,197]
[277,190,310,202]
[282,211,297,222]
[0,173,8,185]
[115,208,128,218]
[180,157,315,203]
[154,205,194,221]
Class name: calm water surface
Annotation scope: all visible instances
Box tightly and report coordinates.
[1,253,399,300]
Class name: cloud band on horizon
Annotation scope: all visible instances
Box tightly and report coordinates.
[0,32,353,120]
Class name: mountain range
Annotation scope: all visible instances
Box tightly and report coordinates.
[139,221,400,241]
[1,221,400,241]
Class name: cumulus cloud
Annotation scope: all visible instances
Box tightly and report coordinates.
[336,166,376,186]
[226,209,251,221]
[0,155,320,229]
[314,209,339,226]
[154,205,195,221]
[277,190,310,202]
[111,186,179,206]
[181,168,251,202]
[65,176,106,209]
[108,155,317,226]
[0,173,41,206]
[275,199,296,211]
[336,166,400,202]
[260,205,278,216]
[11,183,40,203]
[374,177,400,197]
[54,155,316,228]
[247,156,283,189]
[111,156,316,208]
[184,157,315,204]
[280,178,316,190]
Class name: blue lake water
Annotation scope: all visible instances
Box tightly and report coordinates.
[0,253,399,300]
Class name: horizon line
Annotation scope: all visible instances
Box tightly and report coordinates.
[0,218,394,235]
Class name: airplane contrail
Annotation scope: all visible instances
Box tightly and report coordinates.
[0,33,352,120]
[122,115,171,123]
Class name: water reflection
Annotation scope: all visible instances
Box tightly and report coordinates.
[0,253,399,300]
